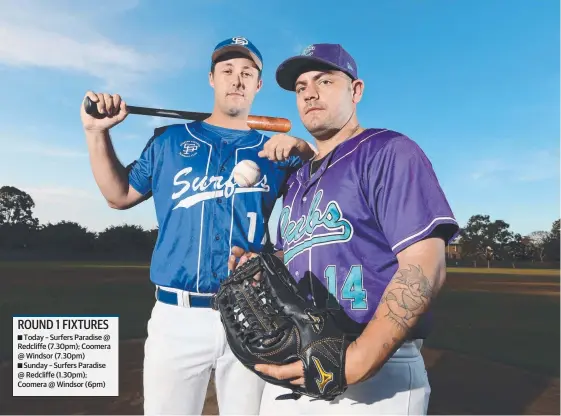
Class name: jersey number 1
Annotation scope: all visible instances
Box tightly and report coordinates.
[247,212,266,245]
[324,265,368,310]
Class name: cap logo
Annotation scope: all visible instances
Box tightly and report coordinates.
[301,45,315,56]
[347,62,354,72]
[232,36,249,46]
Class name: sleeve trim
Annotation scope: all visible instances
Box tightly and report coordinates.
[129,181,150,196]
[391,217,458,252]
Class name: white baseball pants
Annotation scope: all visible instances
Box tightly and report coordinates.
[259,339,431,415]
[142,299,265,415]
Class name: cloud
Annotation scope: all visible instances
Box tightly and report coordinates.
[470,148,559,183]
[277,28,306,55]
[516,150,560,182]
[0,137,87,158]
[23,186,97,202]
[0,26,160,92]
[119,133,143,141]
[470,159,507,181]
[147,116,187,129]
[0,0,183,93]
[17,184,157,232]
[19,144,87,158]
[31,148,87,158]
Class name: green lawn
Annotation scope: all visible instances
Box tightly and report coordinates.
[424,289,560,377]
[1,262,559,378]
[0,260,150,269]
[447,267,559,276]
[0,263,155,362]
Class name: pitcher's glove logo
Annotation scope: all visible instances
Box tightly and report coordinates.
[312,356,334,394]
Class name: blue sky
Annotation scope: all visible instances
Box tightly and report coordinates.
[0,0,558,241]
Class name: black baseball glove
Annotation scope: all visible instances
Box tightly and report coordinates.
[212,253,357,401]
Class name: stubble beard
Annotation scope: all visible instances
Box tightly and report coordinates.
[226,107,243,117]
[220,101,246,118]
[224,94,251,117]
[304,114,339,141]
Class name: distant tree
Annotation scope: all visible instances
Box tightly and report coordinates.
[147,227,159,246]
[528,231,550,262]
[520,235,535,260]
[459,215,489,266]
[0,186,39,227]
[544,219,560,261]
[0,223,36,250]
[96,224,154,259]
[504,233,531,268]
[459,214,514,267]
[484,245,494,268]
[0,186,39,250]
[489,219,513,251]
[552,219,560,235]
[34,221,96,254]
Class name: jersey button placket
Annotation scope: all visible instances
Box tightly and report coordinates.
[214,143,229,286]
[302,180,313,275]
[209,140,223,288]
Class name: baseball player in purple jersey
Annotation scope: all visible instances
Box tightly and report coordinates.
[230,43,459,414]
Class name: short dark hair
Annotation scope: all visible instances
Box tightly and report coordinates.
[210,51,262,80]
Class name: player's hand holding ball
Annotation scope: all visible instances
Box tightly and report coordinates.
[80,91,129,132]
[258,133,312,161]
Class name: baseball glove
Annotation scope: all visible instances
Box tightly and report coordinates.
[212,253,356,401]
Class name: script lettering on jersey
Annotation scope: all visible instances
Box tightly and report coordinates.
[172,167,270,210]
[279,190,353,263]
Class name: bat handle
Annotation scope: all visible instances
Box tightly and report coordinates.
[83,96,105,119]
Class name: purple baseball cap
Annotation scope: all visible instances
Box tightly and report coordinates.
[276,43,358,91]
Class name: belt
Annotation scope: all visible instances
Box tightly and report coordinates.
[155,286,215,308]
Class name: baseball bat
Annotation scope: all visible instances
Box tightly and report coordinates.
[83,97,291,133]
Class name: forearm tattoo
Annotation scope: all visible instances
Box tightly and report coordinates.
[376,264,434,334]
[383,337,399,351]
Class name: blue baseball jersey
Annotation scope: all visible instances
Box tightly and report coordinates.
[274,128,459,338]
[128,121,302,293]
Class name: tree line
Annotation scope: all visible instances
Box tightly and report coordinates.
[0,186,559,267]
[0,186,157,260]
[457,214,559,268]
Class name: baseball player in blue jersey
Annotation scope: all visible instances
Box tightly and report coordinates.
[80,37,316,415]
[230,44,460,415]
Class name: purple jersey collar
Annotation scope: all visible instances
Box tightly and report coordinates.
[297,128,383,185]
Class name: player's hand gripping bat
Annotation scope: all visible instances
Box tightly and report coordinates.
[83,97,291,133]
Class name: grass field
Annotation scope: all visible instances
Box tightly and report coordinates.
[0,262,156,363]
[0,261,559,414]
[448,267,560,276]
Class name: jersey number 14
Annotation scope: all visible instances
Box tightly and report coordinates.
[324,265,368,310]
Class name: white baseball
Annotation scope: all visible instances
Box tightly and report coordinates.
[232,160,261,187]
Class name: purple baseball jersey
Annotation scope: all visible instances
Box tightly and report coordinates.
[275,128,459,337]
